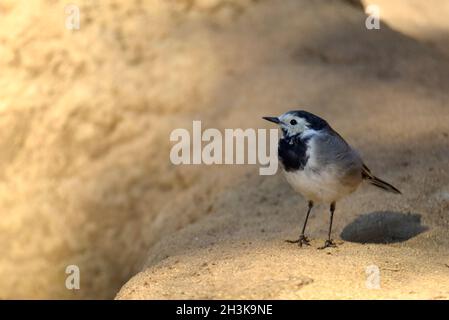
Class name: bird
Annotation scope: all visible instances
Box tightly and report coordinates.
[263,110,401,249]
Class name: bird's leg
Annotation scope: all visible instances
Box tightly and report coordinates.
[319,202,337,249]
[286,201,313,247]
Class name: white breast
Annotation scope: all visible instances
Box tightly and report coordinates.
[282,134,362,203]
[284,167,358,203]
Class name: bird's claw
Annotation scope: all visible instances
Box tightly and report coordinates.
[285,235,311,247]
[318,239,337,250]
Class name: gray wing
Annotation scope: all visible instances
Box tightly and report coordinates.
[312,129,363,183]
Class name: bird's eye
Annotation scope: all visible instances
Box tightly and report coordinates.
[290,119,297,125]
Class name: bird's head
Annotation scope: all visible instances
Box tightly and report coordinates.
[263,110,328,138]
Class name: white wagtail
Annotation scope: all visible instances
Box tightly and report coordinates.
[263,110,401,249]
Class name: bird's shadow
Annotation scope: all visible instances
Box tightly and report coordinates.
[340,211,428,244]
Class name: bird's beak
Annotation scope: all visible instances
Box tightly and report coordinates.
[262,116,280,124]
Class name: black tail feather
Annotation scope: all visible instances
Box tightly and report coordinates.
[362,164,401,194]
[368,176,402,194]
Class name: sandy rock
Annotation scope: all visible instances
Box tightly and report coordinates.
[0,0,253,299]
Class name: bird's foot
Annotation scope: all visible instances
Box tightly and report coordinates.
[318,239,337,250]
[285,235,311,247]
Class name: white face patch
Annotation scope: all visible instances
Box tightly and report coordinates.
[278,113,309,137]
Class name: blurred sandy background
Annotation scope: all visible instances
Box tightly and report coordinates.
[0,0,448,299]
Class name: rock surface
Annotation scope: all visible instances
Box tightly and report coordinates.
[0,0,258,299]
